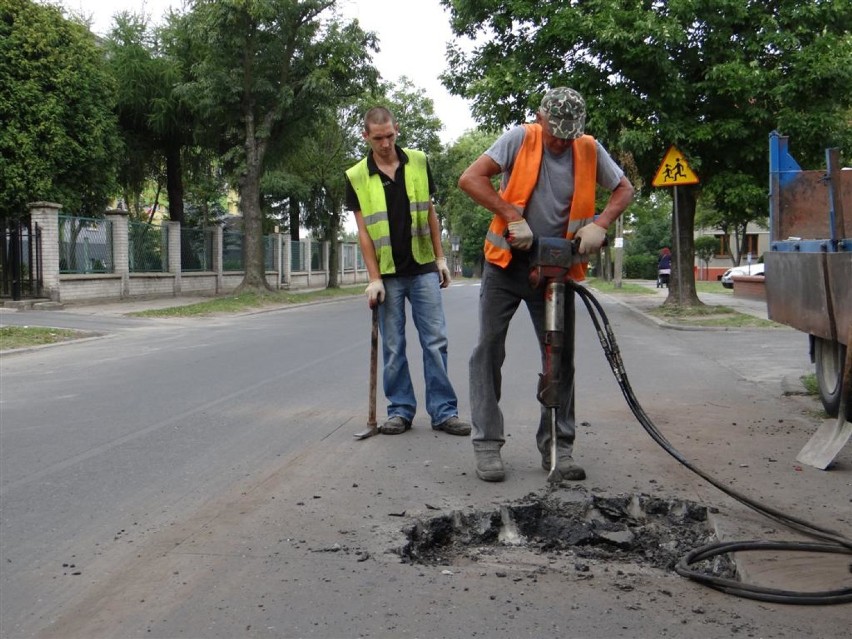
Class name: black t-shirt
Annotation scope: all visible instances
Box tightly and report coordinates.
[345,146,438,277]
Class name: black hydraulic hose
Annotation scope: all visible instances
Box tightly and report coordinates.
[569,281,852,605]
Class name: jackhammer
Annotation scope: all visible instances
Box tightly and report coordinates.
[529,241,852,605]
[527,237,585,483]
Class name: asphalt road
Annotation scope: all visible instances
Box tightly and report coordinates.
[1,284,849,638]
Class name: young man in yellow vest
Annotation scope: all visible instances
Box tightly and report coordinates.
[458,87,634,481]
[345,107,471,437]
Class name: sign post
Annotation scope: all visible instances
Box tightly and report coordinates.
[652,146,699,304]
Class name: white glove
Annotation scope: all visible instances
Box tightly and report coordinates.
[507,218,534,251]
[365,279,385,308]
[575,222,607,255]
[436,257,451,288]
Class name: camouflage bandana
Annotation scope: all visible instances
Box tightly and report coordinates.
[540,87,586,140]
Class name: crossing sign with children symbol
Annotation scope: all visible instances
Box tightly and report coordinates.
[652,145,699,187]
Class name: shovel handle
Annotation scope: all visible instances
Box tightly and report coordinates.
[368,305,378,427]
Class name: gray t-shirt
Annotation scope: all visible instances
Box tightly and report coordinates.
[485,126,624,238]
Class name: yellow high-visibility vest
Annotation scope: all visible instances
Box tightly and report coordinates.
[346,149,434,275]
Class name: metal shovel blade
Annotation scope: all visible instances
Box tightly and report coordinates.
[355,306,380,440]
[796,323,852,469]
[353,424,378,440]
[796,417,852,470]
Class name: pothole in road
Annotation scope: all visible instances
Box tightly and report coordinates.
[398,492,736,578]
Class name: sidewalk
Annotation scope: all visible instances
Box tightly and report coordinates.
[3,280,769,322]
[602,279,770,324]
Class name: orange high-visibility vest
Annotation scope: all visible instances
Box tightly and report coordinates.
[483,124,597,281]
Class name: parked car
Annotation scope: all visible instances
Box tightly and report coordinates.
[721,263,765,288]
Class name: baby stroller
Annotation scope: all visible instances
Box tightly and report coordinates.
[656,248,671,288]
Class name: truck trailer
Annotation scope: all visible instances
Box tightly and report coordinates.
[765,132,851,421]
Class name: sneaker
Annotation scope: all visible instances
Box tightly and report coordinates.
[541,455,586,480]
[380,416,411,435]
[433,416,471,436]
[475,449,505,482]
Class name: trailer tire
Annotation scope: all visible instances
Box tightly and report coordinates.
[814,337,849,419]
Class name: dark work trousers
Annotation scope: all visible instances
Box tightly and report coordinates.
[469,257,577,458]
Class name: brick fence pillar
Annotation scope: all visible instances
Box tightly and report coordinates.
[27,201,62,301]
[105,208,129,297]
[167,221,181,295]
[211,224,223,293]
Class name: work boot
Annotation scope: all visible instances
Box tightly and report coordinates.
[541,455,586,480]
[474,449,505,482]
[433,416,471,436]
[380,416,411,435]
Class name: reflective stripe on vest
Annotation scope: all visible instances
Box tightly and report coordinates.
[345,149,434,275]
[483,124,597,281]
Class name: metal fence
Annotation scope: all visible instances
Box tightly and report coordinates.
[181,227,213,272]
[222,230,243,272]
[264,235,274,271]
[310,241,324,271]
[128,220,168,272]
[1,217,42,299]
[59,215,113,274]
[340,242,365,272]
[290,240,305,272]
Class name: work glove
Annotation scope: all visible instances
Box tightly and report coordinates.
[365,279,385,308]
[575,222,607,255]
[507,218,534,251]
[436,257,451,288]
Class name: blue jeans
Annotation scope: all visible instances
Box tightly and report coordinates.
[469,260,576,455]
[379,272,458,426]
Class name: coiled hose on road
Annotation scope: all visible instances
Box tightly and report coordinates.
[570,281,852,605]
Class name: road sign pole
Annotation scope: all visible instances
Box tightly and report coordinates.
[652,144,698,306]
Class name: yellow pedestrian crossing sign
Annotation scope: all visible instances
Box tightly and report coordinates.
[652,145,699,187]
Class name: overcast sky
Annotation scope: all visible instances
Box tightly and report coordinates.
[59,0,477,144]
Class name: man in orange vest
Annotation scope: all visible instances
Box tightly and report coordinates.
[458,87,634,482]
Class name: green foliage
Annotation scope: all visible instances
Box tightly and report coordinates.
[623,192,672,257]
[623,254,657,280]
[441,0,852,299]
[694,235,719,268]
[104,11,203,224]
[432,129,501,268]
[169,0,379,289]
[379,77,443,157]
[0,0,121,218]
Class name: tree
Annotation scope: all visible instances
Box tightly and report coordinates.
[380,77,443,158]
[441,0,852,305]
[172,0,377,292]
[288,110,355,287]
[0,0,121,219]
[432,129,500,273]
[694,235,719,282]
[105,12,202,225]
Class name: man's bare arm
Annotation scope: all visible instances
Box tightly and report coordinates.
[458,155,524,223]
[593,176,635,229]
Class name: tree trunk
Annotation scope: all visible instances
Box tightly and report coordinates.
[327,211,340,288]
[665,186,702,307]
[165,144,184,224]
[289,198,300,241]
[237,161,273,292]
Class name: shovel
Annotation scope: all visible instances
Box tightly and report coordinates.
[796,322,852,469]
[354,305,380,440]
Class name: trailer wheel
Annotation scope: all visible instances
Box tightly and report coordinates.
[814,337,848,419]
